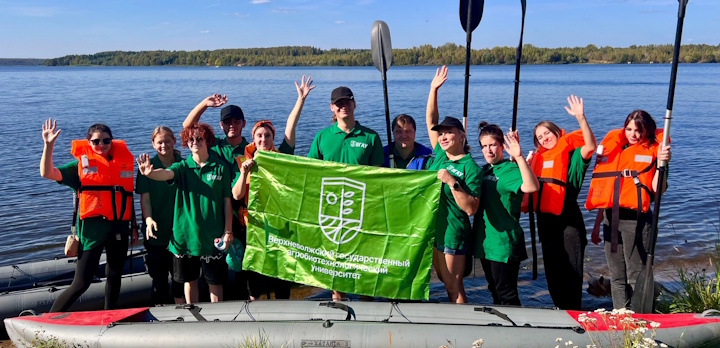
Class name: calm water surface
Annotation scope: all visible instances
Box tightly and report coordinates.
[1,64,718,308]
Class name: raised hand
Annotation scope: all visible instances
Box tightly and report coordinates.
[205,94,228,108]
[431,65,448,90]
[42,118,61,145]
[504,130,523,159]
[437,169,454,185]
[295,75,316,99]
[136,154,154,176]
[564,94,585,120]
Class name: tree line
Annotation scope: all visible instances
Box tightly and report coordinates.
[42,44,720,67]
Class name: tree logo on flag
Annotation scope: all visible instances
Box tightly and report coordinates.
[318,177,366,245]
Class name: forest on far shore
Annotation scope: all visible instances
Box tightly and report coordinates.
[4,43,719,67]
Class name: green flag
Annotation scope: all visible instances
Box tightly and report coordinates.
[244,151,441,300]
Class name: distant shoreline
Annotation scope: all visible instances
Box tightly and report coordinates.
[3,43,719,66]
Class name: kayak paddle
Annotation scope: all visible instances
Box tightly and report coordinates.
[459,0,484,131]
[371,20,394,168]
[631,0,689,314]
[511,0,526,132]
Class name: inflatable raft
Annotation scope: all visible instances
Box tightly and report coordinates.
[0,250,151,337]
[6,300,720,347]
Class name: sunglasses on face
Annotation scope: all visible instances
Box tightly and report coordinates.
[90,138,112,145]
[188,137,205,144]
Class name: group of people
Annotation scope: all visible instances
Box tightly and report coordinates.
[39,65,671,312]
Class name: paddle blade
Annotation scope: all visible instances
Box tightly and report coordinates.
[631,266,655,313]
[371,20,393,73]
[521,0,526,14]
[459,0,484,33]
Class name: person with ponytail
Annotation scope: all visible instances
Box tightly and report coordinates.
[135,126,185,305]
[40,119,139,312]
[525,95,596,310]
[585,110,671,309]
[232,75,314,300]
[475,121,539,306]
[425,66,483,304]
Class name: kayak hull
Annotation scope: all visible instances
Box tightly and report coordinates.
[6,301,720,347]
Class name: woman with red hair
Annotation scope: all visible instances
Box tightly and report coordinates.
[231,75,314,299]
[137,122,233,304]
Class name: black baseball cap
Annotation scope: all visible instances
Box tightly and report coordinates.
[220,105,244,121]
[431,116,464,132]
[331,86,354,104]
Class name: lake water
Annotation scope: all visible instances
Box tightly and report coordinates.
[1,64,718,308]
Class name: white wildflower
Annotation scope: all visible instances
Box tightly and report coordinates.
[660,344,668,347]
[472,338,484,347]
[556,338,563,342]
[650,321,660,328]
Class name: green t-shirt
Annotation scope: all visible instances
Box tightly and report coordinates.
[564,149,591,204]
[475,159,528,263]
[307,122,384,166]
[168,152,232,257]
[211,135,248,218]
[135,153,183,246]
[57,161,126,251]
[426,144,483,250]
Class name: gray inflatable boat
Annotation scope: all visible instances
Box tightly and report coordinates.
[6,300,720,347]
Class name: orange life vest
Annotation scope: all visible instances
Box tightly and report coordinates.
[585,128,666,213]
[235,143,279,226]
[521,129,585,215]
[71,140,135,221]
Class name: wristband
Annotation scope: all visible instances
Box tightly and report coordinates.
[224,230,233,235]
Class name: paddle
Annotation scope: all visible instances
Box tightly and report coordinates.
[371,20,394,168]
[459,0,484,131]
[631,0,689,314]
[511,0,527,132]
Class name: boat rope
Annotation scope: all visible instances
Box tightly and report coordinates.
[174,304,207,322]
[474,307,517,326]
[383,302,411,323]
[232,301,254,322]
[320,302,356,321]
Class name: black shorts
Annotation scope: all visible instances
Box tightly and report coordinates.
[173,254,227,285]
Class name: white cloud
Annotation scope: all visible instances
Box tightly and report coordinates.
[335,20,346,24]
[233,12,250,18]
[200,30,210,34]
[251,0,270,4]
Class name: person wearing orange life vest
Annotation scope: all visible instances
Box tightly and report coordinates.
[585,110,671,309]
[39,119,139,312]
[232,75,314,300]
[525,95,597,310]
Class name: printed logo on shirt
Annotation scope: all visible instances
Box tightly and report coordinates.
[484,174,498,183]
[446,165,464,178]
[349,140,368,149]
[206,173,223,181]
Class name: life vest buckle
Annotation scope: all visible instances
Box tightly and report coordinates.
[621,169,635,178]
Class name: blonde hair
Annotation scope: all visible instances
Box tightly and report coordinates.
[151,126,181,156]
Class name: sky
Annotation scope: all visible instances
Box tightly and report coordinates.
[0,0,717,59]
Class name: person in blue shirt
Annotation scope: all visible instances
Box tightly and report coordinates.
[383,114,433,170]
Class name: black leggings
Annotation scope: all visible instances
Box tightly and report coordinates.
[50,226,128,312]
[480,258,521,306]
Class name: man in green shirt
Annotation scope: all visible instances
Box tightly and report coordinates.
[183,94,251,299]
[307,86,384,166]
[307,86,384,300]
